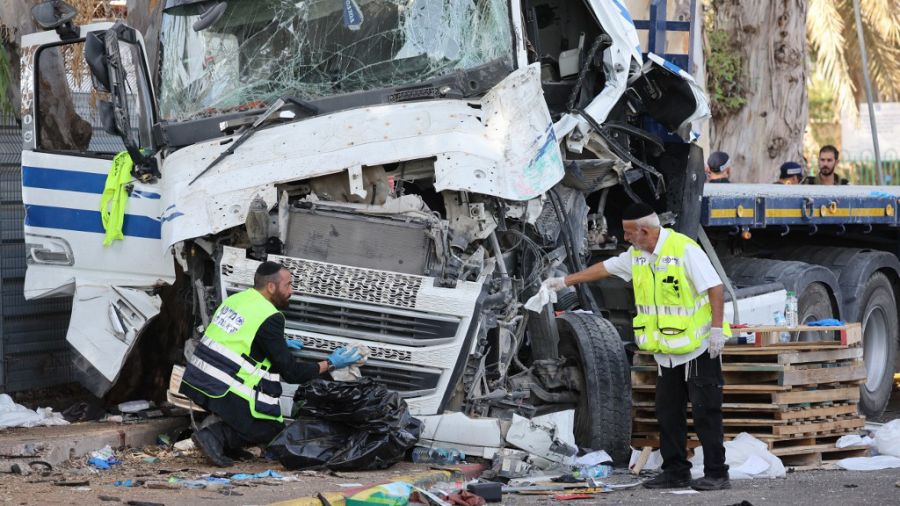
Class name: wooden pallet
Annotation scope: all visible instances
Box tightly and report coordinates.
[630,325,867,468]
[733,322,861,347]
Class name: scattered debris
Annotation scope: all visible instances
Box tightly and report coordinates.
[417,412,504,459]
[88,445,121,470]
[505,410,577,466]
[629,446,654,474]
[875,419,900,457]
[467,482,502,503]
[837,455,900,471]
[61,400,107,423]
[98,495,121,502]
[836,420,900,470]
[346,481,413,506]
[230,470,283,480]
[173,439,195,451]
[53,479,90,487]
[0,394,68,428]
[118,400,152,413]
[836,434,875,448]
[445,490,486,506]
[410,447,465,465]
[553,494,595,501]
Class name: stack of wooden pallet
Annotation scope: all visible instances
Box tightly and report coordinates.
[630,323,871,467]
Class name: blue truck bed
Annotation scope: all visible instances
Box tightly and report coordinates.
[701,184,900,228]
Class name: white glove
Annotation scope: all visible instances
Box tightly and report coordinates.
[709,327,726,358]
[542,277,568,292]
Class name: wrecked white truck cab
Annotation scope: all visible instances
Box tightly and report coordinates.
[21,0,709,464]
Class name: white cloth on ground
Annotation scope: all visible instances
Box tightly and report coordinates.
[0,394,69,428]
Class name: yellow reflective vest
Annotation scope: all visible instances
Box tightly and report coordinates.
[181,289,284,422]
[631,229,730,354]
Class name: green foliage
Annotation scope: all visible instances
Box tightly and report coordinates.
[705,29,747,117]
[808,73,837,124]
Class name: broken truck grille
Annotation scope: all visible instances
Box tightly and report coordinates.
[357,363,441,396]
[271,256,423,309]
[282,296,460,347]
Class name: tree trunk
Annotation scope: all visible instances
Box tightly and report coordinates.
[709,0,808,183]
[0,0,40,117]
[126,0,165,83]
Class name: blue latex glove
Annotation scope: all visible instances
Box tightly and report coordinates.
[285,338,304,350]
[328,347,364,369]
[807,318,845,326]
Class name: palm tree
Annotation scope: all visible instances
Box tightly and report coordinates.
[807,0,900,117]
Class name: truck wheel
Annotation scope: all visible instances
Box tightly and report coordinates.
[796,282,833,342]
[556,312,631,465]
[857,272,898,416]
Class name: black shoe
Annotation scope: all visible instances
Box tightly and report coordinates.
[690,476,731,491]
[192,429,234,468]
[224,447,256,461]
[643,473,691,489]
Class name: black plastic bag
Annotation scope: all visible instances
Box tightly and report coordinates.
[268,378,422,470]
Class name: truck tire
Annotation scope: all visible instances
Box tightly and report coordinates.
[857,273,898,416]
[556,312,631,465]
[796,282,833,342]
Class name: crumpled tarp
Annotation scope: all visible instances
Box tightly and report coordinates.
[268,378,422,470]
[690,432,785,480]
[0,394,69,428]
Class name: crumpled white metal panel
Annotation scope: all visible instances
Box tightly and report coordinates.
[159,64,564,248]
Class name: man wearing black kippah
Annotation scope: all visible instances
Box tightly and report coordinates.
[179,261,363,467]
[541,203,731,491]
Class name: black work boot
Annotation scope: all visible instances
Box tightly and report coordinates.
[642,472,691,489]
[690,475,731,491]
[192,428,234,468]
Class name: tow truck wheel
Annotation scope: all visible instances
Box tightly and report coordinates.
[857,272,898,416]
[556,312,631,465]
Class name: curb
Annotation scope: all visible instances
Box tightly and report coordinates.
[269,464,486,506]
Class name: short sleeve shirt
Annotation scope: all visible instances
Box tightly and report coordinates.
[602,228,723,367]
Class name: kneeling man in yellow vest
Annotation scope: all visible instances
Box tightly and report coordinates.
[542,203,731,491]
[180,261,363,467]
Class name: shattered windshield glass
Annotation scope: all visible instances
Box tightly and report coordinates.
[158,0,514,122]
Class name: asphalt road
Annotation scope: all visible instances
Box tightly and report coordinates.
[508,469,900,506]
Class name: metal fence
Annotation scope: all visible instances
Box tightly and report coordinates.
[0,112,76,392]
[847,160,900,186]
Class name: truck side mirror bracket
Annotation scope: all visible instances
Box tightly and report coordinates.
[85,22,160,181]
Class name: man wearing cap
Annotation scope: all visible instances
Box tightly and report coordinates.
[775,161,803,184]
[705,151,732,183]
[180,261,363,467]
[541,203,731,491]
[804,145,849,185]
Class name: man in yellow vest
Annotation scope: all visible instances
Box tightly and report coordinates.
[180,261,363,467]
[542,203,730,491]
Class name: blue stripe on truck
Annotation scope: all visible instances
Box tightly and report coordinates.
[22,166,161,199]
[25,204,162,239]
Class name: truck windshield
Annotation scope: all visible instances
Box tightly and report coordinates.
[158,0,514,122]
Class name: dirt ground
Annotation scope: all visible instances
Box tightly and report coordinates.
[0,455,430,505]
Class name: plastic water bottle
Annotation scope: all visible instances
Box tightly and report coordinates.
[410,447,465,464]
[773,311,790,343]
[574,464,613,479]
[785,291,799,327]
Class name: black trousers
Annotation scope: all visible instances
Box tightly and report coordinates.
[655,350,729,479]
[202,415,284,454]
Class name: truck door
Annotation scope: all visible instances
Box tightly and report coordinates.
[20,22,175,395]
